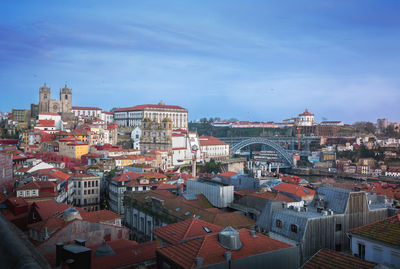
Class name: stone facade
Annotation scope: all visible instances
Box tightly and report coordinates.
[38,83,72,114]
[140,117,172,153]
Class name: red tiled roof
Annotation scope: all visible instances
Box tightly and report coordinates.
[33,169,72,183]
[16,180,56,191]
[302,248,377,269]
[235,189,297,203]
[349,214,400,247]
[38,120,55,126]
[39,113,60,116]
[273,182,315,198]
[299,108,313,116]
[45,240,156,269]
[218,171,238,178]
[115,104,186,112]
[81,210,121,224]
[199,136,228,146]
[152,218,223,244]
[157,228,293,269]
[72,106,102,110]
[7,197,28,207]
[31,200,83,221]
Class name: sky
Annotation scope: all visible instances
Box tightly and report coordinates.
[1,0,400,123]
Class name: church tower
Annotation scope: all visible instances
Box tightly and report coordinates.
[60,84,72,113]
[39,83,51,113]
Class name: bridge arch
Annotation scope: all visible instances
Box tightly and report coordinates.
[230,137,294,167]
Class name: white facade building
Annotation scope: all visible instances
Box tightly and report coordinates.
[199,136,230,161]
[296,109,315,127]
[131,127,142,150]
[101,111,114,124]
[187,178,234,208]
[114,102,188,129]
[72,106,102,118]
[348,214,400,268]
[38,113,63,130]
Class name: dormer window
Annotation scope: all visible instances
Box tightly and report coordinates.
[276,219,282,228]
[290,224,298,233]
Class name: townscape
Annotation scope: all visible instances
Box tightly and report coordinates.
[0,86,399,269]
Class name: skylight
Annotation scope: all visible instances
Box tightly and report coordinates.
[175,207,181,212]
[184,211,191,216]
[203,226,211,233]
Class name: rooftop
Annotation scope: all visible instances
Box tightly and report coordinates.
[349,213,400,247]
[301,248,377,269]
[115,104,186,112]
[157,228,293,269]
[152,218,223,244]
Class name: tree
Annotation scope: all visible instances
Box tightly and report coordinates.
[204,159,222,174]
[353,122,376,134]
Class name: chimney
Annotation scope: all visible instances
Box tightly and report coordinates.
[224,252,232,261]
[56,242,64,266]
[75,239,86,246]
[250,230,257,238]
[194,257,203,267]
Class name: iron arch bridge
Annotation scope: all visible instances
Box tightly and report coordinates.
[230,137,295,168]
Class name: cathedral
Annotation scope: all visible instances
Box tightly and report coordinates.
[38,83,72,114]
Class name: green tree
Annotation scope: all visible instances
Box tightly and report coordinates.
[204,159,222,174]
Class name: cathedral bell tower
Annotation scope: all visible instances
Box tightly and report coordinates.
[60,84,72,113]
[39,83,51,113]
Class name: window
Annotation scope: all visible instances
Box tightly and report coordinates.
[358,243,366,260]
[276,220,282,228]
[96,181,98,187]
[78,181,81,188]
[84,182,87,188]
[336,224,342,231]
[290,224,298,233]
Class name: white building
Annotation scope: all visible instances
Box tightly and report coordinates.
[171,129,201,166]
[114,102,188,129]
[296,109,315,127]
[101,111,114,124]
[348,214,400,268]
[72,106,102,118]
[131,127,142,150]
[71,174,101,212]
[385,168,400,177]
[38,113,63,130]
[198,136,230,162]
[187,178,234,208]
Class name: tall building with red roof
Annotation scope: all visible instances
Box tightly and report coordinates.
[114,101,188,130]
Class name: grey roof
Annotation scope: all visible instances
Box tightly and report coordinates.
[95,242,115,257]
[316,187,352,213]
[63,244,91,254]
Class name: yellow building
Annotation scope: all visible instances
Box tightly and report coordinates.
[64,141,89,159]
[58,136,89,159]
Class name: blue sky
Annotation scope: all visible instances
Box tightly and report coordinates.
[1,0,400,123]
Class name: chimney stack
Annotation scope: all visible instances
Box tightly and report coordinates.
[56,242,64,266]
[194,257,203,267]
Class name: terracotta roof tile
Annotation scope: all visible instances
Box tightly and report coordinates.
[349,214,400,247]
[81,210,121,224]
[157,228,293,269]
[115,104,186,112]
[302,248,377,269]
[152,218,223,244]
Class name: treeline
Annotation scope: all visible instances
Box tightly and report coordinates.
[188,122,293,137]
